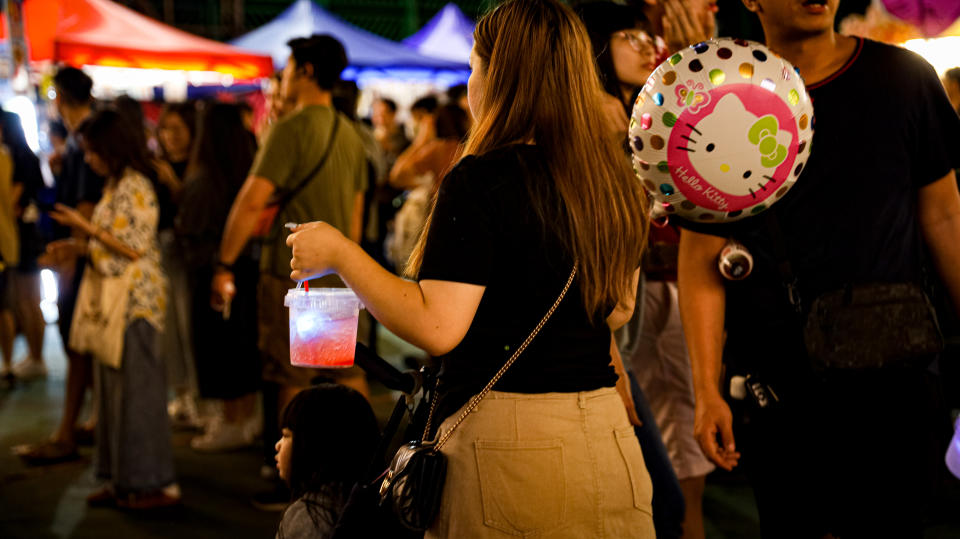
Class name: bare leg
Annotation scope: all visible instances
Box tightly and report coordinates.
[53,351,92,444]
[0,310,14,372]
[679,475,706,539]
[13,272,45,362]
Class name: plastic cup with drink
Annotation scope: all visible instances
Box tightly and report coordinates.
[284,284,364,368]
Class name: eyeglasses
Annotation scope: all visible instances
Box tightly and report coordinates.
[615,30,655,53]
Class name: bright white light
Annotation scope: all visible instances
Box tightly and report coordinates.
[81,65,239,102]
[295,312,324,340]
[39,269,59,324]
[2,95,40,152]
[902,37,960,78]
[47,88,57,101]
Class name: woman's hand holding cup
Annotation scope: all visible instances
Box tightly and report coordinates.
[287,221,346,282]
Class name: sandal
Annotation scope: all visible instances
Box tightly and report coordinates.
[86,486,117,508]
[13,440,79,466]
[117,489,181,510]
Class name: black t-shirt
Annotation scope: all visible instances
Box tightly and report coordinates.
[418,144,617,422]
[54,135,105,240]
[685,39,960,382]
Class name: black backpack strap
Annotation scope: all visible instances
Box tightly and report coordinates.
[265,112,341,239]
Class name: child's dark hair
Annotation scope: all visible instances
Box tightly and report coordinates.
[280,383,380,532]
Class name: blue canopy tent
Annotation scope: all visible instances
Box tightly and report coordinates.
[402,3,475,65]
[230,0,468,85]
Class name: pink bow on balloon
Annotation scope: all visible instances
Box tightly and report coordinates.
[882,0,960,37]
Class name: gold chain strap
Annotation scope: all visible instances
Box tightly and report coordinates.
[421,263,578,450]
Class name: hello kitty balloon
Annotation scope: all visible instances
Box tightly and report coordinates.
[629,37,814,223]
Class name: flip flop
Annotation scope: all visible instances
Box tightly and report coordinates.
[13,440,80,465]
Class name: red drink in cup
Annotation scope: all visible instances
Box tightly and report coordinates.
[284,288,363,368]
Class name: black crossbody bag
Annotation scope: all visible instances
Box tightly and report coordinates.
[765,213,943,370]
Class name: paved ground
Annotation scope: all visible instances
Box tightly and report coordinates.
[1,326,958,538]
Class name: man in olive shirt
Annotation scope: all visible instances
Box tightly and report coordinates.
[213,35,368,429]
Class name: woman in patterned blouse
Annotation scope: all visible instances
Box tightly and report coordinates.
[49,108,178,509]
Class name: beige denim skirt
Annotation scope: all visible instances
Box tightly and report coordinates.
[426,387,655,538]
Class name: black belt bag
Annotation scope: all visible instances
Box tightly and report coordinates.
[804,282,943,370]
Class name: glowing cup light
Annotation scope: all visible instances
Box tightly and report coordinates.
[284,287,364,368]
[948,416,960,480]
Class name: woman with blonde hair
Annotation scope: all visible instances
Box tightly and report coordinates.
[287,0,653,536]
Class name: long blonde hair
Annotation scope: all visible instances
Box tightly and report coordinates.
[406,0,648,317]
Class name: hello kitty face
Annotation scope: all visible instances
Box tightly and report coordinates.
[678,93,793,198]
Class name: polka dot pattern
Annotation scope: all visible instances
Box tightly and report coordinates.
[709,69,726,86]
[628,37,813,224]
[788,89,799,106]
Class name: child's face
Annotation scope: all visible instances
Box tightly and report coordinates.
[275,428,294,481]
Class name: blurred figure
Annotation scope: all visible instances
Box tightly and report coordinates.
[408,95,438,144]
[1,110,47,380]
[446,83,470,119]
[389,103,467,191]
[371,97,409,160]
[944,67,960,115]
[386,103,468,270]
[333,81,390,275]
[155,102,204,431]
[47,120,68,177]
[0,126,20,386]
[211,34,369,509]
[264,72,293,132]
[155,102,196,205]
[636,0,717,57]
[16,67,104,465]
[273,384,380,537]
[48,108,177,509]
[177,103,260,452]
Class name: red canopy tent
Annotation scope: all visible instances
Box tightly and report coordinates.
[1,0,273,79]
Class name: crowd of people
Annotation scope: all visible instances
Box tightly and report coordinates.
[1,0,959,537]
